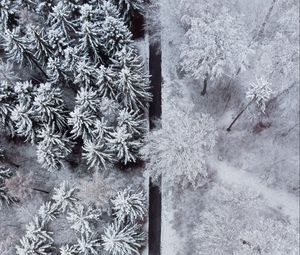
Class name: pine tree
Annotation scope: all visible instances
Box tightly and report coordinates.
[52,182,78,213]
[106,125,141,165]
[0,80,16,135]
[0,166,16,209]
[76,232,101,255]
[68,106,96,141]
[102,219,146,255]
[11,100,36,143]
[47,1,76,41]
[66,204,101,234]
[46,57,69,84]
[77,20,103,62]
[0,0,18,31]
[116,0,144,22]
[27,26,54,65]
[46,27,69,56]
[100,15,132,56]
[36,125,73,171]
[33,82,67,132]
[92,117,113,139]
[111,187,147,223]
[73,58,97,86]
[117,108,146,136]
[112,47,151,109]
[82,138,114,169]
[2,29,48,78]
[59,244,78,255]
[99,0,120,20]
[75,86,101,114]
[96,65,118,100]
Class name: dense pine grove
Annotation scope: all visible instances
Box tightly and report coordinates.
[0,0,151,172]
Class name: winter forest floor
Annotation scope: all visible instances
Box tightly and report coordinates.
[160,0,299,254]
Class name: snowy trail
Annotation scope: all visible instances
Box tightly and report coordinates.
[211,159,299,221]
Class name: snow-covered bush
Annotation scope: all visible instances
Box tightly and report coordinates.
[102,219,146,255]
[111,187,147,223]
[142,111,217,188]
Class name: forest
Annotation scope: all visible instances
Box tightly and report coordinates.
[0,0,299,255]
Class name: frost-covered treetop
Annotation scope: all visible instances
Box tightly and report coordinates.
[246,77,273,113]
[142,110,217,188]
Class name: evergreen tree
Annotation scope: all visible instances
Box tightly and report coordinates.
[82,138,114,169]
[76,232,101,255]
[66,204,101,234]
[116,0,144,22]
[111,187,147,223]
[102,220,146,255]
[0,166,16,209]
[112,47,151,109]
[33,82,67,132]
[47,1,76,41]
[46,57,69,84]
[96,65,118,99]
[73,58,97,86]
[77,20,103,62]
[107,125,141,165]
[27,26,54,64]
[11,100,36,143]
[2,29,48,78]
[101,15,132,56]
[36,125,73,171]
[0,80,16,135]
[117,108,146,136]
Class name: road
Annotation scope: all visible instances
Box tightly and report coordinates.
[148,39,162,255]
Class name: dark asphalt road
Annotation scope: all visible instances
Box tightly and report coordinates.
[148,39,162,255]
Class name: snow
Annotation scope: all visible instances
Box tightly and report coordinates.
[211,158,299,222]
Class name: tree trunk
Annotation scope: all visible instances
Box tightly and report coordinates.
[201,76,208,96]
[227,98,255,131]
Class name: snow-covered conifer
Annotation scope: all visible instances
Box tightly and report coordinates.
[46,57,69,84]
[82,138,114,169]
[47,2,76,40]
[59,244,78,255]
[76,232,101,255]
[227,77,273,131]
[112,47,151,109]
[117,108,146,136]
[111,187,147,223]
[77,21,103,62]
[11,100,36,143]
[25,216,53,243]
[16,236,52,255]
[101,15,132,56]
[73,59,97,86]
[36,125,73,171]
[2,29,47,78]
[0,167,16,208]
[75,87,101,114]
[52,182,78,213]
[99,0,120,20]
[92,117,113,139]
[117,0,144,21]
[0,80,15,134]
[68,106,96,141]
[38,202,60,224]
[33,82,67,132]
[27,26,53,64]
[66,204,101,234]
[96,65,118,99]
[102,220,146,255]
[46,27,69,55]
[107,125,141,165]
[246,77,273,114]
[0,0,17,31]
[141,111,217,188]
